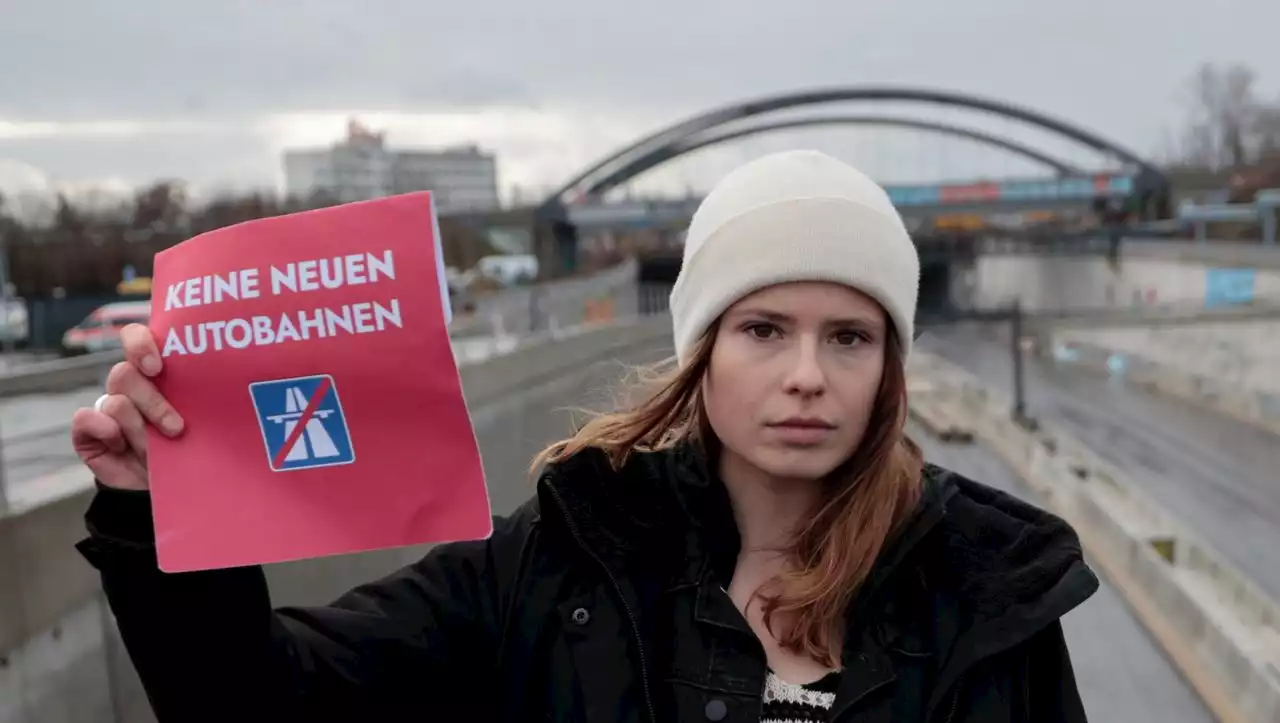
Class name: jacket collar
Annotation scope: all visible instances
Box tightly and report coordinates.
[535,440,951,601]
[536,440,1097,690]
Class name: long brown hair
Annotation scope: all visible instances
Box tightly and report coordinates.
[532,319,924,667]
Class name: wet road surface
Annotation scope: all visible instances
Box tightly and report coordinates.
[919,323,1280,600]
[913,420,1214,723]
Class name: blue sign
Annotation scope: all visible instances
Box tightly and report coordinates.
[1204,268,1255,308]
[883,175,1134,207]
[249,374,356,472]
[1106,354,1128,376]
[1108,176,1134,194]
[886,185,942,205]
[122,264,137,282]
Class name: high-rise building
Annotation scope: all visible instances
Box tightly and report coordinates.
[282,120,500,213]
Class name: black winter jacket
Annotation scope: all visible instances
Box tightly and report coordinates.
[77,442,1099,723]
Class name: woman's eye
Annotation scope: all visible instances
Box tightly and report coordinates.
[744,323,779,339]
[832,330,867,346]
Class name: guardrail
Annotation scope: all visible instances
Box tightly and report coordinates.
[908,352,1280,723]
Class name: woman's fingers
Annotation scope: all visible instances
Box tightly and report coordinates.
[101,393,150,464]
[105,361,184,436]
[120,323,163,377]
[71,407,129,456]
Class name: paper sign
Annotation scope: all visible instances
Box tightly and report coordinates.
[145,192,491,572]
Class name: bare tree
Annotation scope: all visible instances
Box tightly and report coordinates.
[1253,101,1280,161]
[1177,61,1280,170]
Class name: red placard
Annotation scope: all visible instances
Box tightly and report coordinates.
[145,192,491,572]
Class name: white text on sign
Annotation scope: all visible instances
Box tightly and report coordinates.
[161,250,406,357]
[163,251,396,310]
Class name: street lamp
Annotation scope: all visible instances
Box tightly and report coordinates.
[1009,300,1038,431]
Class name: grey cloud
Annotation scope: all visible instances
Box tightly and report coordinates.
[2,0,1279,190]
[0,131,280,192]
[8,0,1274,125]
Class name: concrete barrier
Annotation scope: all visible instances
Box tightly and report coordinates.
[1039,336,1280,437]
[905,382,974,444]
[0,313,672,723]
[1123,238,1280,271]
[446,258,639,339]
[0,352,123,399]
[909,352,1280,723]
[1026,300,1280,331]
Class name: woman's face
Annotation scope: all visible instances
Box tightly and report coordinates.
[702,281,888,483]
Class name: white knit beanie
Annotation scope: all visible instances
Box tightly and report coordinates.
[669,150,920,364]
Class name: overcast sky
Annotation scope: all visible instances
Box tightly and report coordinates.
[1,0,1277,205]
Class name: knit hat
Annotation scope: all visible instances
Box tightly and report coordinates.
[669,149,919,363]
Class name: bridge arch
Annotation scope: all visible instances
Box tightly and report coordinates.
[580,113,1085,198]
[531,85,1171,277]
[538,85,1166,211]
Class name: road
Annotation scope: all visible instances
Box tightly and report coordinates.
[919,323,1280,601]
[0,350,58,371]
[913,420,1214,722]
[0,335,520,507]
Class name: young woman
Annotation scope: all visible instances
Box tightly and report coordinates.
[71,150,1098,722]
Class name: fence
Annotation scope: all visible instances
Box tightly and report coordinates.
[13,294,145,353]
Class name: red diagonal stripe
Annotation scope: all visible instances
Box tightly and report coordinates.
[273,377,332,469]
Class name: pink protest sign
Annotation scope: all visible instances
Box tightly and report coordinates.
[145,192,492,573]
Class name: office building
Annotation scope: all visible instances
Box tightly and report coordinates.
[283,120,500,213]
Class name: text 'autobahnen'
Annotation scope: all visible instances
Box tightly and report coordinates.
[159,251,405,357]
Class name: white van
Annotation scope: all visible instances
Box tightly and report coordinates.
[61,300,151,356]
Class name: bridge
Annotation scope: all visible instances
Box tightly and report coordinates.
[4,85,1280,723]
[446,85,1180,279]
[550,173,1138,230]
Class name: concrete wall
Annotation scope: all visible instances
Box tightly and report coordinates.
[1,314,673,723]
[1038,326,1280,436]
[449,258,639,338]
[970,247,1280,312]
[1055,319,1280,398]
[967,240,1280,434]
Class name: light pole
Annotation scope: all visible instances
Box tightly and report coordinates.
[1010,300,1037,430]
[0,229,13,359]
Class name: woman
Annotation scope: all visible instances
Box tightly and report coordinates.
[72,150,1097,722]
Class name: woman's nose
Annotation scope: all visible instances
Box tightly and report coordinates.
[781,339,826,396]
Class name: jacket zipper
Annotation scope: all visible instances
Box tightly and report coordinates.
[939,673,964,723]
[547,481,658,723]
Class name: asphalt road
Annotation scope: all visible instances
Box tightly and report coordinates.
[919,322,1280,601]
[0,336,518,505]
[913,420,1214,723]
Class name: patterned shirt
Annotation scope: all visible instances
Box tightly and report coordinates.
[761,669,839,722]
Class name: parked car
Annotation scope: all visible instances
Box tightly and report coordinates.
[0,297,28,347]
[61,301,151,356]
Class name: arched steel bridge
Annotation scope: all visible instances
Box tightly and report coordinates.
[512,85,1172,275]
[579,113,1086,196]
[537,85,1170,211]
